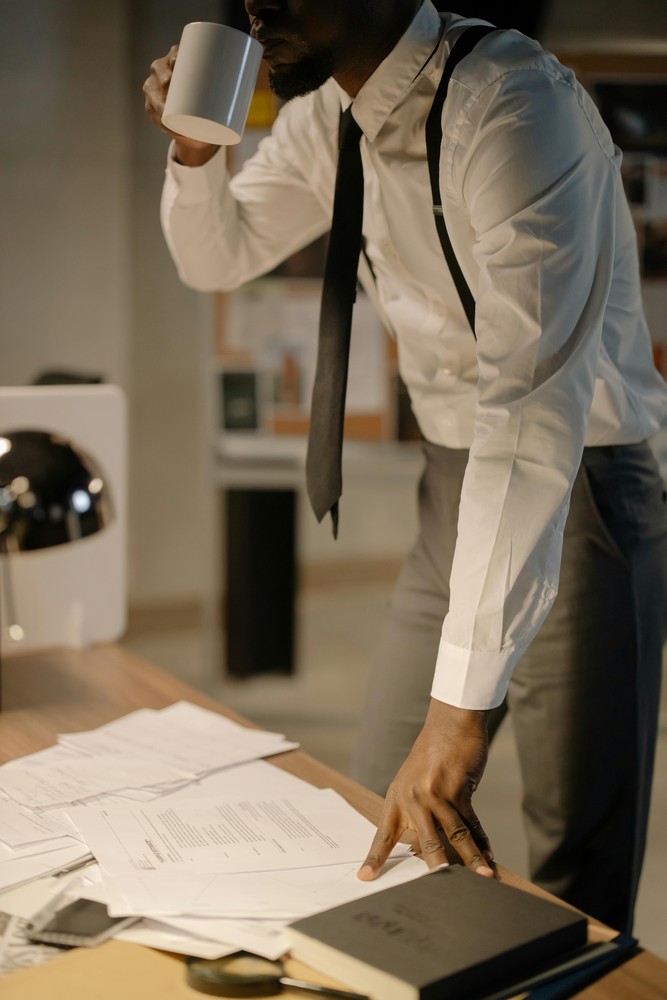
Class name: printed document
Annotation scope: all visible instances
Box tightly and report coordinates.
[68,788,404,875]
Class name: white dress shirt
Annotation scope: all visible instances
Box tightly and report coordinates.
[161,1,667,710]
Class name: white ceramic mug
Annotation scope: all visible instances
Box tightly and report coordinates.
[162,21,263,145]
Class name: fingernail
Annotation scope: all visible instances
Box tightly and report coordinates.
[358,865,375,880]
[432,862,450,871]
[476,864,494,877]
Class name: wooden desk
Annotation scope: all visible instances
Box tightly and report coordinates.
[1,643,666,999]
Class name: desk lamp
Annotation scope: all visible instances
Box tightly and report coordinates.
[0,430,113,708]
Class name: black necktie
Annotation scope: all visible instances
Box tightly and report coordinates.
[306,106,364,539]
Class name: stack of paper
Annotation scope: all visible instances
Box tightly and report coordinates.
[0,701,426,966]
[0,702,297,894]
[0,800,91,894]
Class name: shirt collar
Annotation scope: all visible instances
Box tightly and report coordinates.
[335,0,444,142]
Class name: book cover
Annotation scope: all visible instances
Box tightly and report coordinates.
[286,866,588,1000]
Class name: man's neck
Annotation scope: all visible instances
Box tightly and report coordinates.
[334,0,421,97]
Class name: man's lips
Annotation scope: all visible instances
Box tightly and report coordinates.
[250,22,298,65]
[251,22,282,44]
[250,21,288,44]
[259,38,285,55]
[254,35,292,65]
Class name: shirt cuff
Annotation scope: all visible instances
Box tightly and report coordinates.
[165,141,225,204]
[430,636,521,710]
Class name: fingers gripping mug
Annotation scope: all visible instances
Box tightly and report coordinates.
[162,21,263,145]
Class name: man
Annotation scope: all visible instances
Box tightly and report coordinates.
[144,0,667,931]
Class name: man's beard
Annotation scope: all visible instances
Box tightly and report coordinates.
[268,49,335,101]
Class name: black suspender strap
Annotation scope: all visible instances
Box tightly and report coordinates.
[425,24,496,337]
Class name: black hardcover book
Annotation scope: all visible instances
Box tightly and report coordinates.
[286,866,588,1000]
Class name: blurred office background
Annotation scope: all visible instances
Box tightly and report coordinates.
[1,0,666,959]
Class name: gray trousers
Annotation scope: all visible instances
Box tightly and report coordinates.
[351,439,667,933]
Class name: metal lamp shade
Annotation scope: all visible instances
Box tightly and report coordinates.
[0,430,112,551]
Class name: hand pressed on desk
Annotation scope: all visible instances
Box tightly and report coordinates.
[358,698,494,880]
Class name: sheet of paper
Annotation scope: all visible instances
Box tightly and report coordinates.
[105,787,184,804]
[58,702,297,778]
[0,745,88,771]
[0,756,190,810]
[97,855,424,924]
[152,915,290,962]
[160,759,315,803]
[159,701,280,735]
[0,803,73,848]
[116,919,237,959]
[0,870,88,922]
[146,863,430,962]
[37,807,84,835]
[268,855,429,909]
[102,870,327,919]
[85,873,290,959]
[0,844,92,894]
[69,788,392,876]
[0,876,61,922]
[0,836,83,863]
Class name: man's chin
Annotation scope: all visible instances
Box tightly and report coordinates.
[268,55,333,101]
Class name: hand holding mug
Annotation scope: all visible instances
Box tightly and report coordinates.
[143,45,218,166]
[143,23,263,167]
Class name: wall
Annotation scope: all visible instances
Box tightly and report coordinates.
[0,1,130,387]
[0,0,221,615]
[542,0,667,52]
[127,0,221,607]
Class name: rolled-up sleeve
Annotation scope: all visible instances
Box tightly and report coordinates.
[432,68,618,708]
[161,96,333,293]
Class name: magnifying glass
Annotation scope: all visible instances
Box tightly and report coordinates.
[185,952,369,998]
